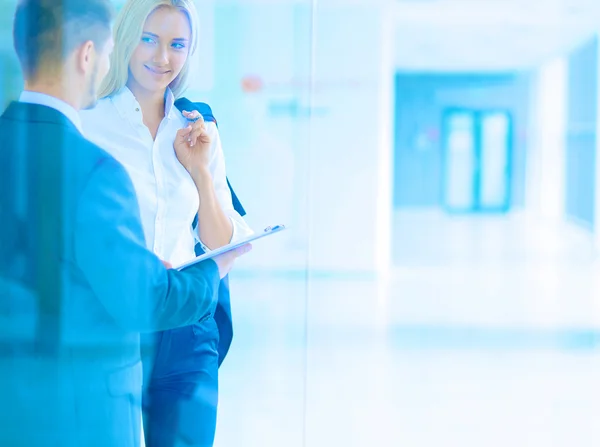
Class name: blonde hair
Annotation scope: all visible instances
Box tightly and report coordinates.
[98,0,199,99]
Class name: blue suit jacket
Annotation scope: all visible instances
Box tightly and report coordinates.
[0,102,223,447]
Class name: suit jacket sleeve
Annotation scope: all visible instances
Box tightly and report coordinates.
[73,157,220,332]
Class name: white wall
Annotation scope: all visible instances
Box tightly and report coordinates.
[526,56,568,221]
[193,2,395,275]
[303,3,394,274]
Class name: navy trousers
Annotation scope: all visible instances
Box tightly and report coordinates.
[142,317,220,447]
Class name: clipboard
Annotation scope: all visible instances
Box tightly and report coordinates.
[174,225,286,271]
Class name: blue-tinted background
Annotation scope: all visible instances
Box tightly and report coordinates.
[3,0,600,445]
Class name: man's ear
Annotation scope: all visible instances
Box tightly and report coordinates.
[75,40,95,74]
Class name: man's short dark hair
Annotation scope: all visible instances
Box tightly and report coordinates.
[13,0,114,81]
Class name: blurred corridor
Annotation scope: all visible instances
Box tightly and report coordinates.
[220,210,600,446]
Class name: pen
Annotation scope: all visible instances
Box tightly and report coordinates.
[264,225,284,232]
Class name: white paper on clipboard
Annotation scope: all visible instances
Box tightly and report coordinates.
[174,225,286,271]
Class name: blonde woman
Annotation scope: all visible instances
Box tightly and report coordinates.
[80,0,252,445]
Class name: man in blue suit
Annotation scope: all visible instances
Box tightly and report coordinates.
[0,1,249,446]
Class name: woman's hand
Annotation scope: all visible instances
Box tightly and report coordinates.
[174,110,211,179]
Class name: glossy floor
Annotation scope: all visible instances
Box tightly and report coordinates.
[216,211,600,447]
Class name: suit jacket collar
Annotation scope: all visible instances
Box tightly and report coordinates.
[2,102,81,135]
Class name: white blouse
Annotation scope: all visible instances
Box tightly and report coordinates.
[80,87,253,267]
